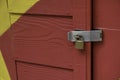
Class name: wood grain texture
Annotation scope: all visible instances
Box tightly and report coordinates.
[12,14,75,69]
[0,0,92,80]
[17,61,73,80]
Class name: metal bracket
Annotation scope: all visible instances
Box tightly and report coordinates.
[68,30,102,42]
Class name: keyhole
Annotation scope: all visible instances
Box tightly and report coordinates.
[75,35,83,41]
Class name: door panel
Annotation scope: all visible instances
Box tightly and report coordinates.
[94,30,120,80]
[11,13,88,80]
[1,0,92,80]
[17,61,73,80]
[93,0,120,80]
[12,15,74,69]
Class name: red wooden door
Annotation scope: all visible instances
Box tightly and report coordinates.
[93,0,120,80]
[1,0,120,80]
[0,0,92,80]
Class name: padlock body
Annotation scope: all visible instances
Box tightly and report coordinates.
[75,40,84,49]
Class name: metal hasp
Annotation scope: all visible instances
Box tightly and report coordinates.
[68,30,103,49]
[68,30,102,42]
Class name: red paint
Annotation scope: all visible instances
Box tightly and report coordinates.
[93,0,120,80]
[1,0,92,80]
[0,29,17,80]
[2,0,120,80]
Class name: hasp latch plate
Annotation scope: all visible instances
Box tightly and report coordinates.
[68,30,102,42]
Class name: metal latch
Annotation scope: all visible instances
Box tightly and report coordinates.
[68,30,103,49]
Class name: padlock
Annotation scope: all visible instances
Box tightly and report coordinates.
[75,35,84,49]
[75,39,84,49]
